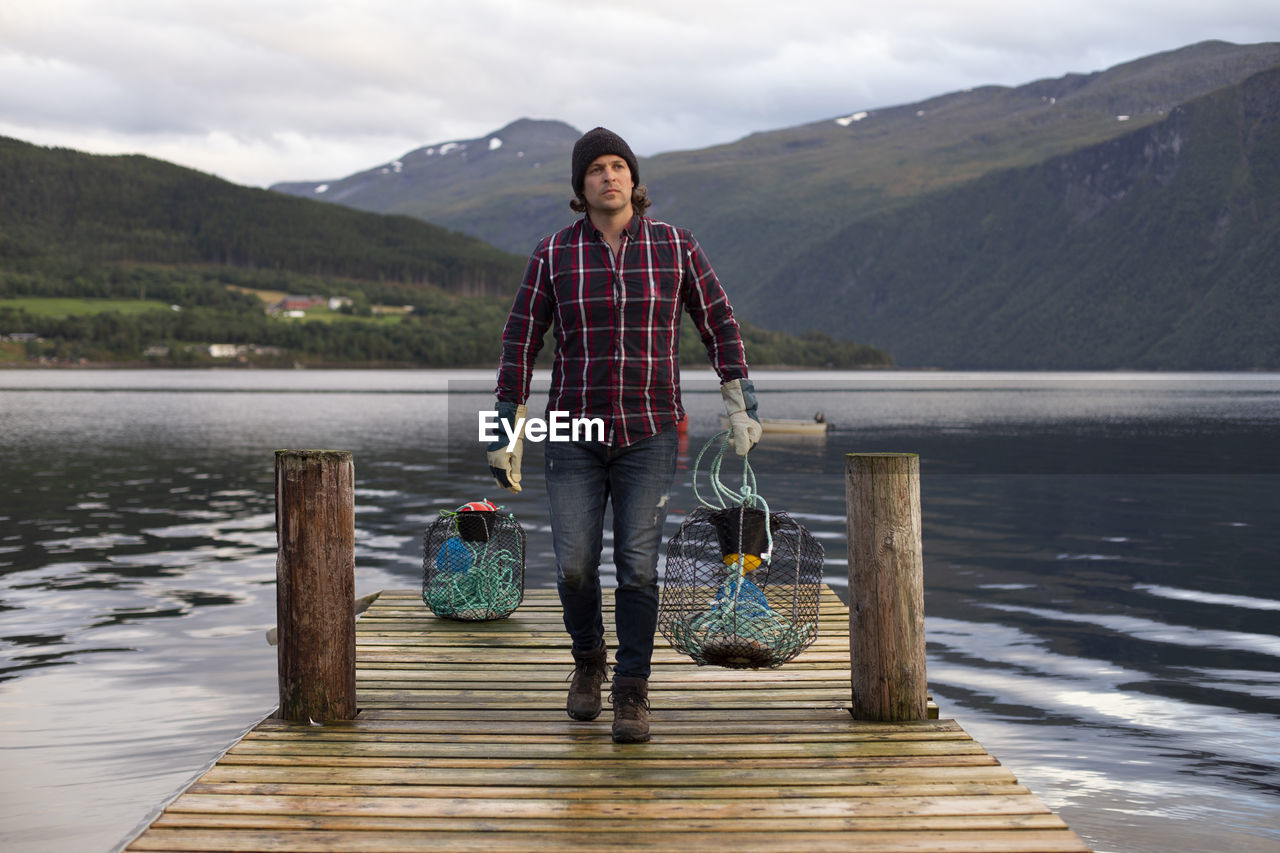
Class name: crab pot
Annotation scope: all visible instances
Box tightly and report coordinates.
[422,511,525,620]
[659,505,823,669]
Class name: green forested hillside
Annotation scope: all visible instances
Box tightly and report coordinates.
[0,135,526,365]
[0,137,889,368]
[0,136,525,295]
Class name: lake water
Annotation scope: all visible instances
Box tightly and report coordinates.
[1,369,1278,853]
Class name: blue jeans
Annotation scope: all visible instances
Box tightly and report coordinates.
[544,428,678,680]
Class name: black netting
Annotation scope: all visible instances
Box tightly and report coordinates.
[422,507,525,621]
[659,504,823,668]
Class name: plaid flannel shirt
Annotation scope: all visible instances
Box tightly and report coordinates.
[496,214,748,446]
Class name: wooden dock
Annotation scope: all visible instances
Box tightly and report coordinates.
[126,587,1090,852]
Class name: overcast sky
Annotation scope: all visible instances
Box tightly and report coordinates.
[3,1,1278,188]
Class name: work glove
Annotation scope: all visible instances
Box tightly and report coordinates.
[486,401,527,494]
[720,378,761,456]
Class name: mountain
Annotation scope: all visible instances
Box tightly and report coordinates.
[0,136,526,297]
[272,40,1280,368]
[757,63,1280,368]
[272,118,580,257]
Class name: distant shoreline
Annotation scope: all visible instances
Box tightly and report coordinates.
[0,360,906,372]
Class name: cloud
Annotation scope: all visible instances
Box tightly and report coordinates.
[1,0,1278,186]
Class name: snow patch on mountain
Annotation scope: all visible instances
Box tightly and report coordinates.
[835,111,868,127]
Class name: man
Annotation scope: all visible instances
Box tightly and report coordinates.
[488,126,761,743]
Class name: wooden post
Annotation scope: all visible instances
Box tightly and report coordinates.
[845,453,927,721]
[274,450,356,722]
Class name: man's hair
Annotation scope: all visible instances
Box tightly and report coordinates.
[569,184,652,216]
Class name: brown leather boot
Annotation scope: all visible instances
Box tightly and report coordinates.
[566,642,609,721]
[610,675,651,743]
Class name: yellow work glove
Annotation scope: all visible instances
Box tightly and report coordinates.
[486,402,527,494]
[720,378,761,456]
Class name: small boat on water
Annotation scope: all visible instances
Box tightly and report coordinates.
[719,412,830,436]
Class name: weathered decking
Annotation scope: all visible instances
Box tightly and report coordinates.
[127,587,1090,852]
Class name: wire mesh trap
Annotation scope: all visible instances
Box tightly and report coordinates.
[421,500,525,621]
[658,434,823,668]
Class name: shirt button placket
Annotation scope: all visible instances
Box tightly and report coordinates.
[611,243,625,445]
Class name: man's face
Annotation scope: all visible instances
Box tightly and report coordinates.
[581,154,633,216]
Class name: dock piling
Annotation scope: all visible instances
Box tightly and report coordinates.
[274,449,356,722]
[845,452,928,721]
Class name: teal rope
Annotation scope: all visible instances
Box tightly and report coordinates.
[673,603,816,666]
[692,431,774,566]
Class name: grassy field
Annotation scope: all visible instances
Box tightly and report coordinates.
[2,297,177,317]
[289,311,408,325]
[0,341,28,363]
[1,293,408,325]
[223,285,414,324]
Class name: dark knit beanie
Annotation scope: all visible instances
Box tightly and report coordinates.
[571,127,639,196]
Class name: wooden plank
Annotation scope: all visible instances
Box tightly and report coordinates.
[355,701,901,717]
[212,754,1005,772]
[182,781,1036,800]
[126,587,1090,853]
[161,792,1054,818]
[227,740,988,760]
[241,729,971,744]
[130,827,1091,852]
[250,716,960,733]
[194,762,1017,788]
[147,813,1073,835]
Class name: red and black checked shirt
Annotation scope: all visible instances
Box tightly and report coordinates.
[496,214,748,446]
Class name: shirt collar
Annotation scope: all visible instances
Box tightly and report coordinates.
[584,212,642,242]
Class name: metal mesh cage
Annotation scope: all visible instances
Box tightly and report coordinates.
[422,507,525,621]
[659,504,823,668]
